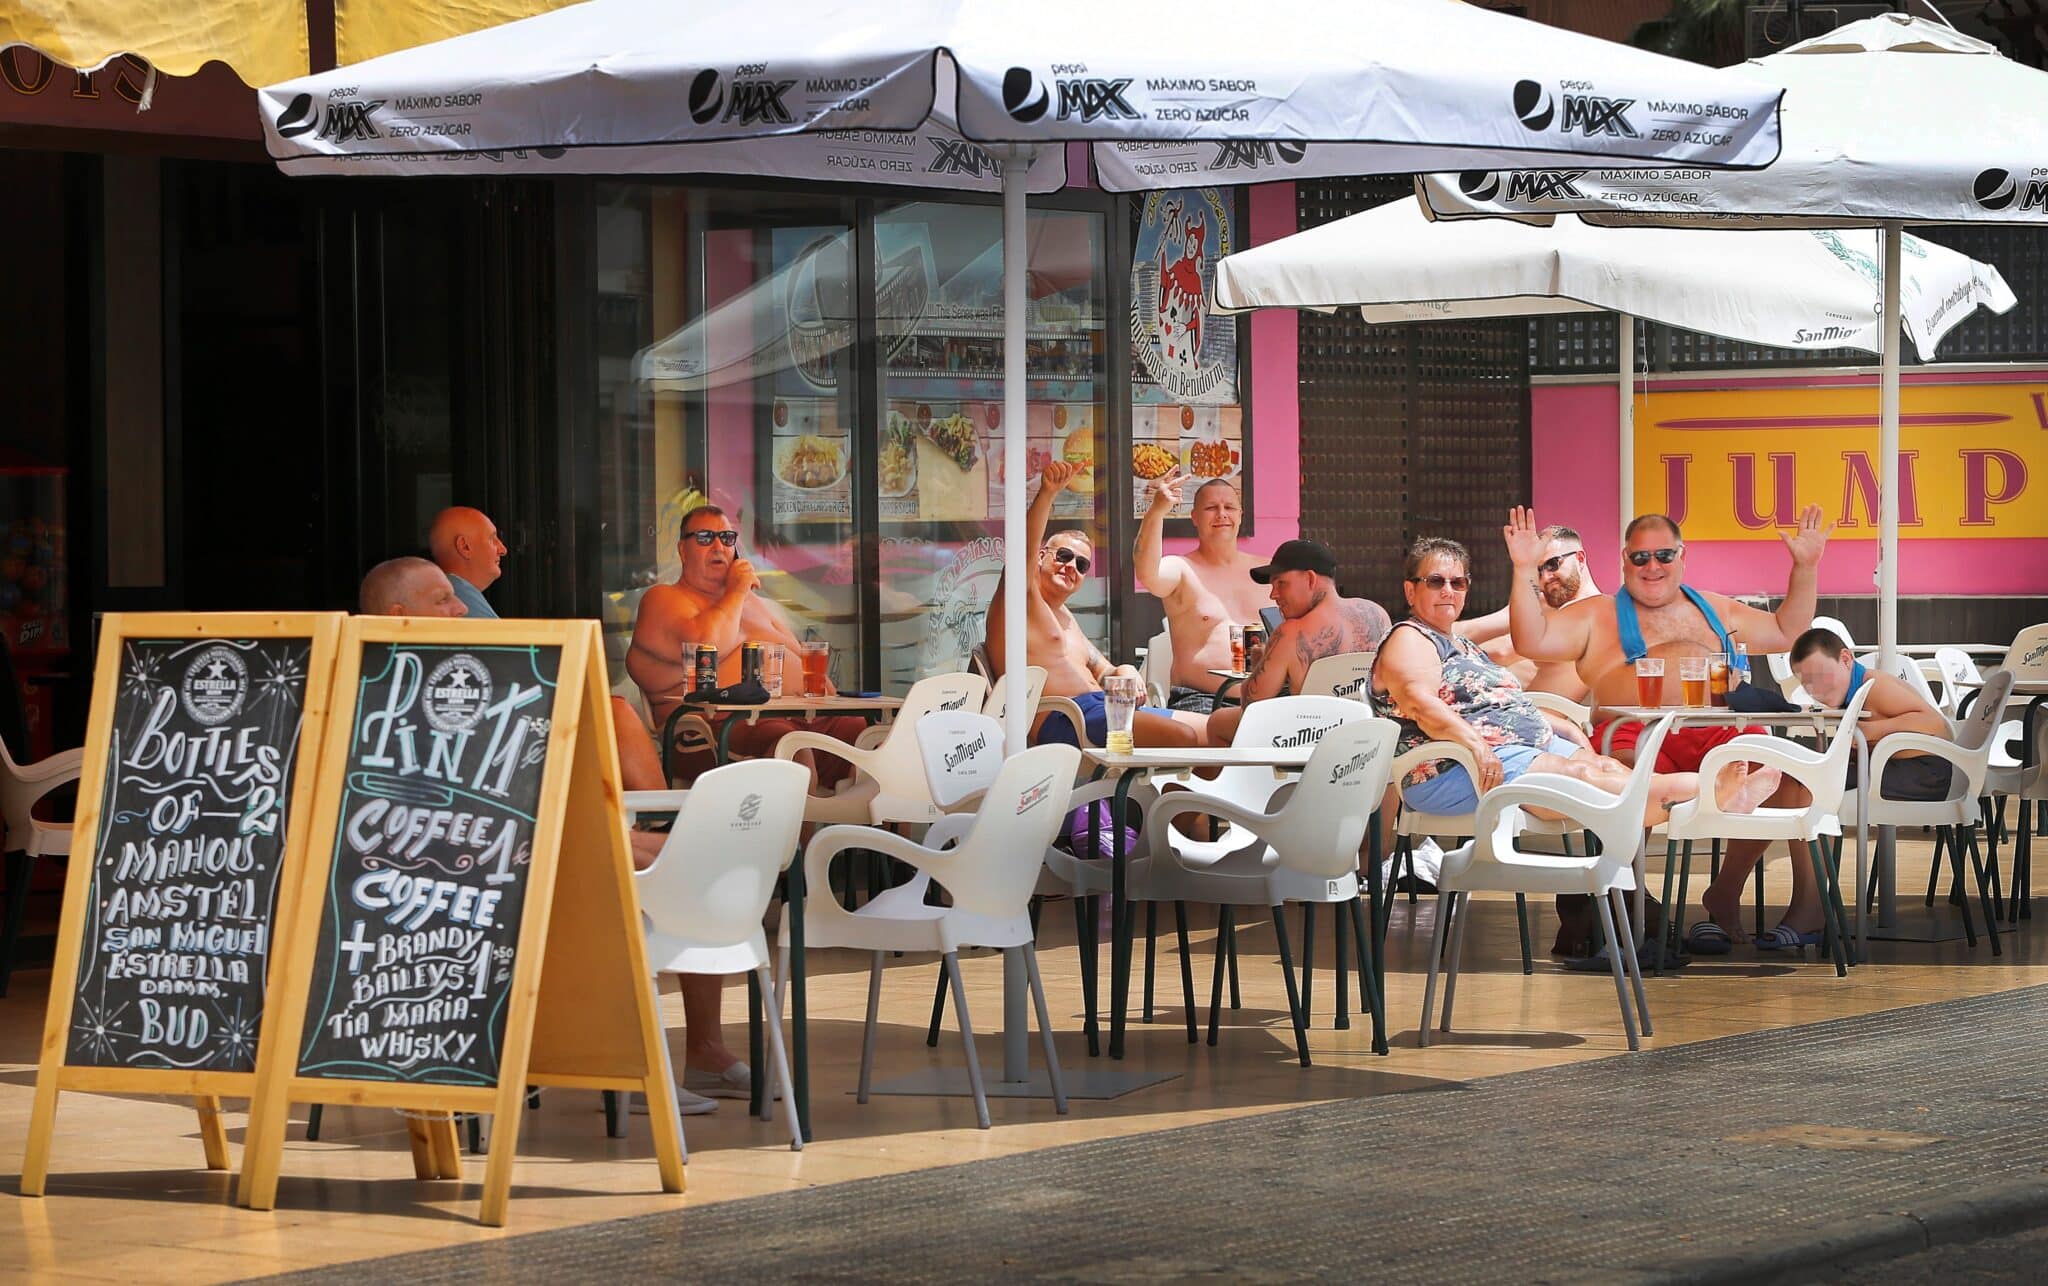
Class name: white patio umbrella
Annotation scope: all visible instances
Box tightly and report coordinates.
[257,0,1787,761]
[1216,199,2013,562]
[256,0,1787,1083]
[1415,14,2048,669]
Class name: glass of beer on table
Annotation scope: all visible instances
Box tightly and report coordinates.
[1708,653,1730,706]
[1103,674,1140,754]
[1228,624,1246,672]
[1634,656,1666,707]
[799,640,831,697]
[1679,656,1709,708]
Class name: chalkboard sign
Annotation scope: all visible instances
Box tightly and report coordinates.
[23,612,343,1199]
[240,618,686,1227]
[296,641,559,1086]
[66,637,315,1070]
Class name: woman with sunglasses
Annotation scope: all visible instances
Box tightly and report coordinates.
[1370,538,1718,827]
[987,461,1205,748]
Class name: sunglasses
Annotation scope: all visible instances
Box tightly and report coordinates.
[1407,574,1470,592]
[1538,550,1584,575]
[1626,547,1681,567]
[1047,546,1092,575]
[686,530,740,548]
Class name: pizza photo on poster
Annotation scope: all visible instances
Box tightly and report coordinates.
[1130,189,1237,406]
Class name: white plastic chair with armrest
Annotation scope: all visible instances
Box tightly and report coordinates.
[1425,717,1677,1052]
[1844,669,2010,947]
[1301,651,1376,703]
[786,743,1081,1129]
[626,759,810,1150]
[985,665,1094,753]
[772,671,988,825]
[1980,669,2044,922]
[1138,718,1400,1063]
[1661,678,1878,975]
[1811,615,1856,650]
[1932,646,1984,717]
[0,736,81,996]
[1139,627,1173,709]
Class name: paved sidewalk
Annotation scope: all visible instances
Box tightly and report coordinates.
[258,985,2048,1284]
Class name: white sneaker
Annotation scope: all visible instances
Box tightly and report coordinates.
[628,1088,720,1116]
[685,1061,777,1100]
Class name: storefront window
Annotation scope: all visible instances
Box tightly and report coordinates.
[595,183,1109,699]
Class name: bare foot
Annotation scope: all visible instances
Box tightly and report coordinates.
[1699,884,1750,944]
[1717,763,1783,815]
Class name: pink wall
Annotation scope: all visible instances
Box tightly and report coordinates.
[1157,180,1301,565]
[1532,375,2048,597]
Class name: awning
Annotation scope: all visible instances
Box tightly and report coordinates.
[0,0,578,86]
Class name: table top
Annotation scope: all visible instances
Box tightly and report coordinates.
[1207,669,1250,681]
[1082,746,1312,771]
[681,694,904,717]
[1945,676,2048,696]
[1855,644,2008,657]
[1593,704,1867,725]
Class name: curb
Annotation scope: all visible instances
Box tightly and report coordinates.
[1677,1176,2048,1284]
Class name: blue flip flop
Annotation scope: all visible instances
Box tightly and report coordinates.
[1753,923,1824,951]
[1684,921,1734,956]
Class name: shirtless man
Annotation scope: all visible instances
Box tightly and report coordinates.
[1459,524,1599,699]
[987,461,1204,748]
[1204,540,1390,746]
[628,504,866,788]
[1133,473,1270,713]
[362,558,741,1113]
[1504,505,1831,948]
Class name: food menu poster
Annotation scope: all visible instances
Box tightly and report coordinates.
[1132,405,1244,521]
[769,397,852,525]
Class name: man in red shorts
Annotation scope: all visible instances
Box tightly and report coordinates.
[1503,505,1834,948]
[628,505,867,791]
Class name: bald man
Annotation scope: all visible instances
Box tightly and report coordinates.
[428,506,508,620]
[359,557,467,618]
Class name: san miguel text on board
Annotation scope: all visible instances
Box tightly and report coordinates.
[70,636,314,1071]
[296,642,558,1086]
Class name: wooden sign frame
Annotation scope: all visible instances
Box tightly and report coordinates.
[21,611,346,1196]
[236,617,685,1227]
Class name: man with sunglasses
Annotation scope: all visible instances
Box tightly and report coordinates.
[1504,505,1834,948]
[987,461,1205,747]
[628,504,867,790]
[1133,471,1271,713]
[1458,524,1600,699]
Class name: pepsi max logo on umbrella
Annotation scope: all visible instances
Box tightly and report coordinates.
[689,68,798,127]
[1003,68,1138,124]
[1208,141,1308,171]
[275,92,386,144]
[1974,168,2048,212]
[1513,80,1639,138]
[1458,171,1502,201]
[927,138,1001,178]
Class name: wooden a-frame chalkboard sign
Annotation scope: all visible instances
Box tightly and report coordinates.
[21,612,345,1196]
[236,616,685,1227]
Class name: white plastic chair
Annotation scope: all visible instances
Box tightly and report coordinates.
[1139,626,1173,709]
[1811,614,1857,650]
[1981,668,2044,922]
[985,665,1094,753]
[1843,669,2011,954]
[1661,678,1879,975]
[1137,718,1400,1065]
[773,671,988,825]
[0,737,81,997]
[1932,646,1986,718]
[1425,717,1677,1053]
[1886,652,1947,717]
[788,743,1079,1129]
[1997,622,2048,683]
[1301,651,1376,703]
[625,759,810,1150]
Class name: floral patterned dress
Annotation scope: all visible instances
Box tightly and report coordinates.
[1370,619,1552,788]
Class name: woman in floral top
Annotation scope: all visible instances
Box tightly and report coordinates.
[1371,537,1706,822]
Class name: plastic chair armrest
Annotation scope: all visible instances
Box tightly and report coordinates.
[1036,696,1095,750]
[1142,788,1276,841]
[921,814,977,852]
[1525,692,1592,729]
[1868,732,1987,797]
[621,789,692,822]
[1695,736,1829,786]
[15,747,83,787]
[773,729,877,767]
[802,824,938,893]
[1473,772,1625,833]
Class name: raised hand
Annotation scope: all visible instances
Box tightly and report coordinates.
[1039,459,1081,498]
[1779,503,1834,567]
[1502,505,1547,568]
[1146,468,1192,513]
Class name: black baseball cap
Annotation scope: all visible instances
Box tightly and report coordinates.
[1250,539,1339,584]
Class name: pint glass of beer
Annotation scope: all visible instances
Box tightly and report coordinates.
[1679,656,1709,708]
[1634,657,1666,707]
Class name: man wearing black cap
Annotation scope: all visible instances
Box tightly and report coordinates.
[1205,539,1392,746]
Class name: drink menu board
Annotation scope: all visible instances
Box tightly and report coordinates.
[294,642,559,1087]
[63,636,317,1071]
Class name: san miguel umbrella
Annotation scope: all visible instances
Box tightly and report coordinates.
[1216,196,2013,549]
[256,0,1786,760]
[1415,14,2046,670]
[256,0,1785,1083]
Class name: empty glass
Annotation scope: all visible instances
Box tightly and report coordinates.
[759,644,785,698]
